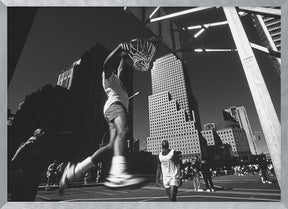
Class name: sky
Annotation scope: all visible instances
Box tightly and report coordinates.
[8,7,280,150]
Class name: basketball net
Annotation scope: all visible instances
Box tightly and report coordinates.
[122,38,158,72]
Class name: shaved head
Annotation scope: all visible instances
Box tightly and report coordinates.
[161,140,169,149]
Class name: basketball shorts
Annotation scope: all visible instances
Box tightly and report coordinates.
[163,176,180,188]
[104,102,128,129]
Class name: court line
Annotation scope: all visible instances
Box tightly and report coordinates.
[143,186,280,197]
[232,187,280,192]
[61,193,280,202]
[37,195,54,201]
[188,194,280,202]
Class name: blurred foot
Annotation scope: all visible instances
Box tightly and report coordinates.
[59,162,76,195]
[104,173,146,189]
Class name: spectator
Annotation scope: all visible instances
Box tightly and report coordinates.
[200,159,215,192]
[45,160,58,190]
[10,128,50,201]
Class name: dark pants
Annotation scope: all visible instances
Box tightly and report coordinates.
[261,169,269,181]
[203,174,214,191]
[10,171,40,201]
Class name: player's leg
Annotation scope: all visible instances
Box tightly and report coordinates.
[169,177,179,201]
[165,187,172,200]
[104,114,145,187]
[59,127,116,194]
[170,186,178,201]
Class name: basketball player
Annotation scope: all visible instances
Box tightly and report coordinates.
[156,140,181,201]
[59,42,149,194]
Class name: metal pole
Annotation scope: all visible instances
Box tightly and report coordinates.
[223,7,281,186]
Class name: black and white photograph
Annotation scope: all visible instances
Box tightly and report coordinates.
[2,3,287,208]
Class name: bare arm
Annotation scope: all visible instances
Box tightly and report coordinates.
[11,139,34,165]
[103,43,129,79]
[156,157,162,187]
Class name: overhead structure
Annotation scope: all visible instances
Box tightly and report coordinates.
[238,7,281,17]
[223,7,281,186]
[126,6,281,186]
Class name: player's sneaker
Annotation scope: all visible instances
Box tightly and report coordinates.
[59,162,76,195]
[103,173,146,189]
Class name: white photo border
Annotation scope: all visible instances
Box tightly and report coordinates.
[1,0,287,208]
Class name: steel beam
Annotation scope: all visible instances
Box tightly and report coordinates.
[127,7,184,60]
[149,7,213,23]
[194,48,237,52]
[223,7,281,186]
[187,20,228,30]
[149,7,160,19]
[238,7,281,17]
[250,42,281,58]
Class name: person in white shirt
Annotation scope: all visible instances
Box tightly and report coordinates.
[59,42,144,194]
[156,140,181,201]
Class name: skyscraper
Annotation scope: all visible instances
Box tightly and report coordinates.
[203,123,216,131]
[223,106,257,155]
[57,59,80,89]
[146,54,206,160]
[216,121,252,161]
[253,132,270,157]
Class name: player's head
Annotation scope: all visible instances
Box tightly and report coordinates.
[161,139,169,150]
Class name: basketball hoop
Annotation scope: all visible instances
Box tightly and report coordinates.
[123,38,158,72]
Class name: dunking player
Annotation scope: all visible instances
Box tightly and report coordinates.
[156,140,181,201]
[59,41,155,194]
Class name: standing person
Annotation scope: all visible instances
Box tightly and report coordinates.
[10,128,50,201]
[259,158,272,184]
[59,42,149,194]
[200,159,215,192]
[55,162,65,184]
[45,160,58,190]
[191,157,201,191]
[156,140,181,202]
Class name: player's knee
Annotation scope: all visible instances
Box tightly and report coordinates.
[117,127,129,139]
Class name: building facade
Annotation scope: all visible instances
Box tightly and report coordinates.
[57,59,81,89]
[216,122,252,161]
[201,130,216,146]
[253,132,270,157]
[203,123,216,131]
[223,106,257,155]
[147,54,206,160]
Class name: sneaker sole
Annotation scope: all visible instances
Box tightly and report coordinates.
[103,177,146,189]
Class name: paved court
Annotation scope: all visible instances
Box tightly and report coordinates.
[35,174,280,202]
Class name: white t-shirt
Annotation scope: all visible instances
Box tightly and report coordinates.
[102,72,129,114]
[159,149,180,178]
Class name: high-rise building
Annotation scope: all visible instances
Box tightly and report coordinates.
[201,128,223,147]
[203,123,215,131]
[223,106,257,155]
[201,130,216,146]
[57,59,81,89]
[253,132,270,156]
[146,54,206,160]
[216,121,252,161]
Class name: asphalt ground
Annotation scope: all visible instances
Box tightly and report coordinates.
[34,174,280,202]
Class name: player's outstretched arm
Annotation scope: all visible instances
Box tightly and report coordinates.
[156,158,162,187]
[103,43,128,79]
